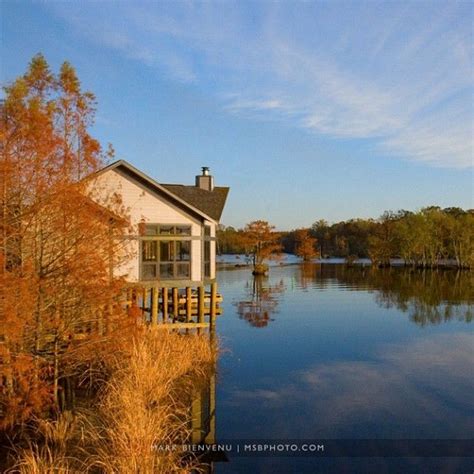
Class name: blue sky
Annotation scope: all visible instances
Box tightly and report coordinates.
[1,1,473,228]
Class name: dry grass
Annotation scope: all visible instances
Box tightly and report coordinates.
[9,329,216,474]
[10,445,79,474]
[7,412,89,473]
[88,329,215,473]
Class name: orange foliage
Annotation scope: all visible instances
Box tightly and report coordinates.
[0,54,130,430]
[294,228,318,261]
[239,220,282,271]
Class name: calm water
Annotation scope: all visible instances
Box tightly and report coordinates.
[213,263,474,473]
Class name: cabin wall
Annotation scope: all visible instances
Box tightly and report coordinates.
[205,219,217,280]
[90,169,215,283]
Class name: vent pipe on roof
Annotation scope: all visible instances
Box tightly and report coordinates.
[196,166,214,191]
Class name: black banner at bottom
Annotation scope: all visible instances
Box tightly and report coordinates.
[153,439,474,458]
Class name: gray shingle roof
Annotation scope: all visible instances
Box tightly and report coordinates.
[94,160,229,222]
[161,184,230,222]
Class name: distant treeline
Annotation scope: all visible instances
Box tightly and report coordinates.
[217,207,474,269]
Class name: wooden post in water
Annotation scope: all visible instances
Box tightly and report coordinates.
[162,288,168,323]
[151,287,158,326]
[198,285,205,324]
[186,287,192,323]
[172,287,179,320]
[210,282,217,328]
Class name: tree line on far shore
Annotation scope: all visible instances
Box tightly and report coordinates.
[217,207,474,269]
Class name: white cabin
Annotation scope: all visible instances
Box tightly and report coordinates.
[90,160,229,285]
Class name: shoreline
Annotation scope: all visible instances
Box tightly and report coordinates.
[217,256,471,271]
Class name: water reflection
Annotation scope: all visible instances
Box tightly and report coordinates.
[216,264,473,472]
[234,276,285,328]
[190,338,228,472]
[233,265,472,327]
[225,332,474,438]
[312,265,473,325]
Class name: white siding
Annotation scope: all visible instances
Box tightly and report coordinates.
[191,226,202,281]
[204,219,217,279]
[91,169,206,282]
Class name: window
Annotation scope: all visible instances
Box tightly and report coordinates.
[142,224,191,236]
[140,224,191,280]
[204,241,211,278]
[142,241,158,279]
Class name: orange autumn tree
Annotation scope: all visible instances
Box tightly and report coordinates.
[0,54,131,430]
[294,228,318,261]
[240,220,282,275]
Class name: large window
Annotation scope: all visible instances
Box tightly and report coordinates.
[141,224,191,280]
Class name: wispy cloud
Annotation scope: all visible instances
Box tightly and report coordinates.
[49,1,473,168]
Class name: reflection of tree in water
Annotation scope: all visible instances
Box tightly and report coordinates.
[298,264,473,327]
[407,299,472,326]
[369,269,473,326]
[357,267,471,326]
[299,263,318,290]
[234,276,285,327]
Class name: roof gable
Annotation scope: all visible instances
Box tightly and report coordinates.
[94,160,229,223]
[160,184,229,221]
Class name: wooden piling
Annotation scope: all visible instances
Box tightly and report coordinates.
[210,282,217,327]
[198,285,205,324]
[151,287,158,326]
[118,281,221,332]
[162,288,169,323]
[172,287,179,320]
[186,287,192,323]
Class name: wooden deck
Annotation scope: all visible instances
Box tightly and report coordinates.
[125,282,222,330]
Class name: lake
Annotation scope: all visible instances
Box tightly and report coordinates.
[213,262,474,473]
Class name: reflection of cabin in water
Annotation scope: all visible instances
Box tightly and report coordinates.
[189,356,228,471]
[92,160,229,328]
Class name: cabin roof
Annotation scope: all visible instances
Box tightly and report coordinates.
[94,160,229,223]
[160,184,229,221]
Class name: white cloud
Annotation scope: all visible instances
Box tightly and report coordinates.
[49,1,473,168]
